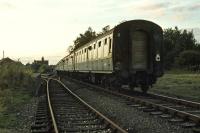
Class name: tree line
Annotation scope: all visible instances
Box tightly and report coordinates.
[69,26,110,52]
[163,27,200,71]
[69,26,200,71]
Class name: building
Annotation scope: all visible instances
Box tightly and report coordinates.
[34,57,49,65]
[0,57,15,65]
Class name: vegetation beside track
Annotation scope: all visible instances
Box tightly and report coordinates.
[151,70,200,101]
[0,58,37,130]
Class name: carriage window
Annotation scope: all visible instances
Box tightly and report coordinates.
[94,44,96,49]
[98,41,101,47]
[104,38,107,45]
[85,48,86,53]
[88,46,92,50]
[109,38,112,53]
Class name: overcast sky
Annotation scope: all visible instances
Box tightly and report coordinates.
[0,0,200,64]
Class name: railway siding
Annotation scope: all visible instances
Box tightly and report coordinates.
[32,77,127,133]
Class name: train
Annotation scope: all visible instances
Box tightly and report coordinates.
[55,20,164,93]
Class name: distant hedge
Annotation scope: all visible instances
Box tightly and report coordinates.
[0,62,35,93]
[0,61,36,128]
[177,50,200,71]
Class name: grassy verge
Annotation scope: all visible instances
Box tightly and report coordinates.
[0,88,32,128]
[0,60,36,130]
[151,72,200,102]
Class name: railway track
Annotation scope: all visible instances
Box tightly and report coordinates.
[32,78,127,133]
[31,78,52,133]
[65,77,200,132]
[31,96,51,132]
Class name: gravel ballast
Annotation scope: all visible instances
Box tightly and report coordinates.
[62,78,193,133]
[0,97,39,133]
[15,97,39,133]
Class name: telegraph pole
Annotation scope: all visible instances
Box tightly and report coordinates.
[3,50,4,59]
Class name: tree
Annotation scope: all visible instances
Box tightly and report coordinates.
[67,45,74,54]
[97,25,110,36]
[177,50,200,70]
[73,27,96,50]
[163,27,198,69]
[102,25,110,33]
[73,26,111,50]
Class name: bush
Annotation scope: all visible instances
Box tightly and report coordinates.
[0,61,36,128]
[177,50,200,70]
[163,27,198,70]
[0,62,34,91]
[164,50,179,70]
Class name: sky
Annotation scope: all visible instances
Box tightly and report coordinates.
[0,0,200,65]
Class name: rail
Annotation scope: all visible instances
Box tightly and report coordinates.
[67,77,200,126]
[46,79,59,133]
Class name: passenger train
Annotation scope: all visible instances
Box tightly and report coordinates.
[56,20,164,92]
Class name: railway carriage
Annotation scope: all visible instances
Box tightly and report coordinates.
[56,20,163,92]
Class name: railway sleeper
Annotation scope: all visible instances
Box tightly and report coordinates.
[53,108,89,112]
[59,122,103,128]
[31,123,50,129]
[31,129,50,133]
[35,120,49,125]
[59,124,108,132]
[58,119,100,124]
[58,117,97,121]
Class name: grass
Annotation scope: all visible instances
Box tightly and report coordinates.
[151,72,200,102]
[0,60,36,130]
[0,88,32,128]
